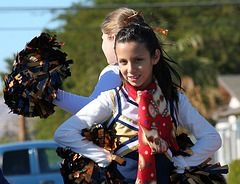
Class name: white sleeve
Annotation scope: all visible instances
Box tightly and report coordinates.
[52,90,90,115]
[172,92,222,173]
[54,91,114,167]
[52,65,120,115]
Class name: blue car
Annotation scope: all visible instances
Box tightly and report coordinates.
[0,140,64,184]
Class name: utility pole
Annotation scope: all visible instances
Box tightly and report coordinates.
[19,115,26,141]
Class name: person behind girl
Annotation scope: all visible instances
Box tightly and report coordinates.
[54,23,221,183]
[52,7,144,115]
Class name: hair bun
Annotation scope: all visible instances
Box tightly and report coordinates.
[3,33,73,119]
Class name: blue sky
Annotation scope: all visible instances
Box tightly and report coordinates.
[0,0,81,89]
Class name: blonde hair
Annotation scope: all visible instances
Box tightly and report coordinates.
[101,7,144,36]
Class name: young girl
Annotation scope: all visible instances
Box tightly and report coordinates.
[52,7,144,114]
[54,23,221,183]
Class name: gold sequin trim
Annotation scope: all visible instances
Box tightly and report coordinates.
[118,144,140,157]
[120,115,139,125]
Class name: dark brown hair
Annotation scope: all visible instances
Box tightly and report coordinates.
[115,23,183,125]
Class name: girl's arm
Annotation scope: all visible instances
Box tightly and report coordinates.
[52,65,121,114]
[173,92,222,173]
[54,90,114,167]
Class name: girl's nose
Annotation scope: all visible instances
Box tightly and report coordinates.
[128,62,136,73]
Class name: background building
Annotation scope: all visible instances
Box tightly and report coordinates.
[215,74,240,165]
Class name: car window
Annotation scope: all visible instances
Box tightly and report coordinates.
[2,149,30,176]
[38,148,61,173]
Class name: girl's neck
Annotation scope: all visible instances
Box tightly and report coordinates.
[124,79,156,91]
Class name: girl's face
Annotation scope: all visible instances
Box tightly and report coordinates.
[101,33,117,64]
[116,41,160,90]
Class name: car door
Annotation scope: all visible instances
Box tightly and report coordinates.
[35,147,63,184]
[2,149,37,184]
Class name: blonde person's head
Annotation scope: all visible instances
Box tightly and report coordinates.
[101,7,144,36]
[101,7,145,64]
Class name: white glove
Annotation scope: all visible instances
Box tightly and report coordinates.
[172,156,190,174]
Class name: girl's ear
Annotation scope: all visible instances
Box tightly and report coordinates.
[112,35,116,49]
[153,49,160,65]
[112,35,116,41]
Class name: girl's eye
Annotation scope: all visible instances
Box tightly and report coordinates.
[119,60,127,64]
[136,58,142,62]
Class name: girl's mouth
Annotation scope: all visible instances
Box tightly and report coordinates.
[128,75,140,82]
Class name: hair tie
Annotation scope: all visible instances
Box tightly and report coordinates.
[123,11,143,25]
[151,26,168,36]
[123,11,168,36]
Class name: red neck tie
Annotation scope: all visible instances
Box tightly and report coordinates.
[125,82,179,184]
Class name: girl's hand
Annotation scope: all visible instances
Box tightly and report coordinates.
[172,155,190,173]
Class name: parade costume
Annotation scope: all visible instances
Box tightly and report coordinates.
[54,83,222,183]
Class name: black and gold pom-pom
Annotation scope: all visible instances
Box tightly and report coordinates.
[3,33,73,118]
[171,133,228,184]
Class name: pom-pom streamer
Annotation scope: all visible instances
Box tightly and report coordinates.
[3,33,73,118]
[171,133,228,184]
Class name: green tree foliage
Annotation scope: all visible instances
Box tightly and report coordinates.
[227,159,240,184]
[49,8,109,96]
